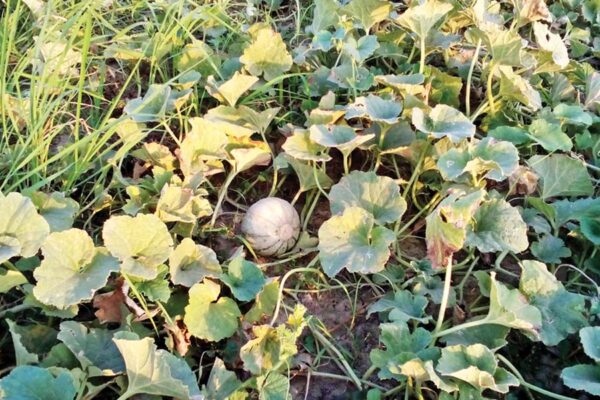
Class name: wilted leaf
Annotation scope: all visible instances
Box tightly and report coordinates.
[533,22,569,68]
[426,190,485,268]
[241,305,306,375]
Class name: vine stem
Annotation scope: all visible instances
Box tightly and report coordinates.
[0,303,32,319]
[465,39,482,117]
[210,172,236,227]
[432,317,490,339]
[419,36,426,74]
[434,257,453,334]
[497,354,578,400]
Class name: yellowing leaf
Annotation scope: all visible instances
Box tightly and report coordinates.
[240,27,292,81]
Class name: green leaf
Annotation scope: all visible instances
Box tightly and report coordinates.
[57,321,135,376]
[169,238,222,287]
[442,324,509,351]
[342,0,392,32]
[184,279,241,341]
[0,192,49,264]
[486,272,542,338]
[329,170,406,224]
[436,344,518,393]
[528,119,572,152]
[113,336,201,399]
[282,128,331,162]
[240,27,292,81]
[437,138,519,182]
[426,66,462,108]
[367,290,431,323]
[580,327,600,362]
[309,124,373,157]
[202,358,242,399]
[206,72,258,106]
[528,154,594,199]
[554,104,593,127]
[530,235,571,264]
[240,305,306,375]
[175,39,219,77]
[426,190,485,268]
[102,214,173,280]
[484,28,523,66]
[132,264,171,302]
[308,0,340,34]
[6,319,39,365]
[585,71,600,111]
[466,199,528,254]
[318,207,395,277]
[520,260,587,346]
[0,366,77,400]
[245,279,280,323]
[488,126,531,145]
[274,154,333,192]
[221,255,266,302]
[412,105,475,143]
[370,322,438,380]
[396,0,453,39]
[345,94,402,124]
[561,364,600,396]
[343,35,380,63]
[257,372,291,400]
[123,84,181,122]
[33,229,118,309]
[29,192,79,232]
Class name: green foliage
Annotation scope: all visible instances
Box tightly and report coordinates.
[114,336,201,399]
[329,171,406,224]
[184,279,241,341]
[33,229,118,309]
[0,192,49,264]
[1,1,599,399]
[318,207,395,277]
[102,214,173,280]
